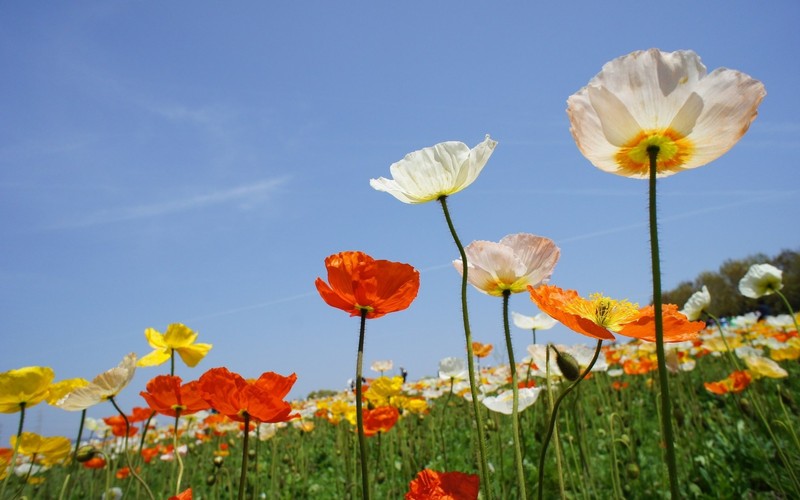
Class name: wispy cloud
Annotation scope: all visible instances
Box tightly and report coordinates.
[49,177,288,229]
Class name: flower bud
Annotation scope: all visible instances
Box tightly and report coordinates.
[213,456,224,468]
[206,474,217,486]
[550,345,581,381]
[74,445,98,463]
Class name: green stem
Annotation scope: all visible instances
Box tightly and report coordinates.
[439,195,491,500]
[706,312,741,371]
[108,397,155,500]
[174,413,185,496]
[503,290,527,498]
[0,403,25,500]
[538,340,603,500]
[73,409,87,464]
[356,309,371,500]
[775,290,800,334]
[647,146,680,499]
[238,412,250,500]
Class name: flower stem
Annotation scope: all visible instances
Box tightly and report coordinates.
[775,290,800,334]
[174,413,185,496]
[0,403,25,500]
[647,146,680,499]
[538,340,603,500]
[356,309,371,500]
[439,195,492,500]
[238,412,250,500]
[503,290,527,498]
[109,396,155,500]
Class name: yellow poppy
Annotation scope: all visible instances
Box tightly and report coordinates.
[138,323,212,368]
[0,366,55,414]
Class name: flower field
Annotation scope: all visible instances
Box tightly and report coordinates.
[3,48,794,500]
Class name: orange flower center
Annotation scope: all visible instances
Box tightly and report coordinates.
[614,128,694,176]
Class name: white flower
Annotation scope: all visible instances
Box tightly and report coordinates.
[438,357,467,380]
[370,135,497,203]
[482,387,543,415]
[57,354,137,411]
[766,314,795,330]
[453,233,560,297]
[567,49,765,178]
[681,285,711,321]
[370,360,393,373]
[512,311,558,331]
[739,263,783,299]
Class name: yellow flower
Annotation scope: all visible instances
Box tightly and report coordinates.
[743,355,788,379]
[138,323,212,368]
[770,347,800,362]
[365,376,404,407]
[46,378,90,406]
[0,366,55,414]
[567,49,765,178]
[10,432,72,466]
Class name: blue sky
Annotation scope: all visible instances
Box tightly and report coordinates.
[2,2,798,440]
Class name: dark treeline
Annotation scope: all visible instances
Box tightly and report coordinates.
[662,248,800,319]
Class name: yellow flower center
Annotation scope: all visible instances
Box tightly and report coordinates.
[614,128,694,176]
[563,293,640,332]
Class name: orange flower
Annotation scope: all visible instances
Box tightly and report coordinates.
[141,375,210,418]
[363,406,399,437]
[623,358,657,375]
[611,381,629,391]
[529,284,703,342]
[140,446,161,464]
[315,251,420,319]
[405,469,480,500]
[198,367,299,424]
[618,304,705,342]
[704,371,752,395]
[169,488,192,500]
[83,456,106,469]
[471,342,493,358]
[129,406,155,423]
[116,466,131,479]
[103,415,138,437]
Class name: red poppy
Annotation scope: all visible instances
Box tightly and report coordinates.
[116,466,131,479]
[405,469,480,500]
[103,416,138,437]
[315,251,420,319]
[140,375,210,417]
[704,370,752,395]
[140,446,161,464]
[363,406,399,437]
[198,367,299,424]
[129,406,155,423]
[169,488,192,500]
[83,456,106,469]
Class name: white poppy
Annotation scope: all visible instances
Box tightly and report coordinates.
[739,263,783,299]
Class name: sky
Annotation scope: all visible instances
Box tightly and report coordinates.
[2,2,798,441]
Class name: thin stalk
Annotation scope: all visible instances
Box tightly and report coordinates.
[439,195,491,500]
[543,347,566,499]
[108,396,155,500]
[0,404,25,500]
[355,309,371,500]
[775,290,800,334]
[174,413,185,496]
[73,409,87,463]
[238,413,251,500]
[647,146,680,499]
[502,290,527,498]
[538,340,603,500]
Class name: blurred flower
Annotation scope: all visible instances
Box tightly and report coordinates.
[198,367,299,424]
[140,375,210,417]
[137,323,212,368]
[315,251,420,319]
[363,406,400,437]
[169,488,193,500]
[512,311,557,331]
[0,366,55,414]
[370,360,393,373]
[364,376,403,407]
[618,304,705,342]
[567,48,765,178]
[472,342,493,359]
[405,469,480,500]
[742,355,788,379]
[46,378,90,406]
[681,285,711,321]
[56,354,137,411]
[438,357,467,380]
[482,387,542,415]
[704,370,752,395]
[101,487,123,500]
[739,263,783,299]
[453,233,559,297]
[370,135,496,204]
[766,314,796,330]
[10,432,72,466]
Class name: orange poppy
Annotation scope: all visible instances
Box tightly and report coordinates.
[83,456,106,469]
[471,342,493,358]
[140,446,161,464]
[405,469,480,500]
[704,370,752,395]
[129,406,155,423]
[315,251,420,319]
[140,375,210,418]
[618,304,705,342]
[116,466,131,479]
[198,367,299,424]
[169,488,192,500]
[363,406,399,437]
[103,415,138,437]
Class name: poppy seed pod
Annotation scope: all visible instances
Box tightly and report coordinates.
[74,445,98,463]
[550,345,581,381]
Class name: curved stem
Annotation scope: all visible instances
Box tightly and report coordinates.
[109,396,155,500]
[503,291,527,498]
[538,340,603,500]
[647,146,680,499]
[706,312,741,371]
[775,290,800,334]
[439,196,492,500]
[355,309,371,500]
[238,412,250,500]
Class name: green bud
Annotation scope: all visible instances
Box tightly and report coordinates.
[551,345,581,381]
[626,463,640,480]
[74,445,98,463]
[206,474,217,486]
